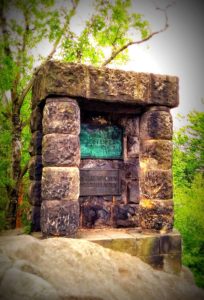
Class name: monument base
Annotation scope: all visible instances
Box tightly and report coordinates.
[77,228,182,274]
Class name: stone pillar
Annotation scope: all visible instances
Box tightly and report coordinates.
[28,106,43,231]
[139,106,174,232]
[40,97,80,237]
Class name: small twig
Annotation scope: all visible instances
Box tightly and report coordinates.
[102,2,174,67]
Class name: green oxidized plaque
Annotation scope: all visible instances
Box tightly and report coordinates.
[80,124,123,159]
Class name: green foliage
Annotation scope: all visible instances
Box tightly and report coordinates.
[61,0,150,65]
[173,108,204,288]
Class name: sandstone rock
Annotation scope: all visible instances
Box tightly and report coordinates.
[140,110,173,140]
[0,234,203,300]
[41,200,79,236]
[140,140,173,170]
[42,98,80,135]
[32,61,179,108]
[28,181,41,206]
[139,199,174,231]
[41,167,79,201]
[0,267,59,300]
[42,133,80,167]
[140,169,173,199]
[30,106,43,132]
[28,156,42,181]
[29,131,42,156]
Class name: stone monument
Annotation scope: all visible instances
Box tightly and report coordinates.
[29,60,179,236]
[29,61,181,273]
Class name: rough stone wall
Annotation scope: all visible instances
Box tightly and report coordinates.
[79,113,140,228]
[139,106,174,231]
[40,98,80,236]
[28,106,43,231]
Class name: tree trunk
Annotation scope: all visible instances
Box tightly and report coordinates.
[5,102,22,229]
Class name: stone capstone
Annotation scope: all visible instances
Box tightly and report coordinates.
[32,61,179,108]
[42,98,80,135]
[41,167,79,201]
[41,200,79,236]
[42,133,80,167]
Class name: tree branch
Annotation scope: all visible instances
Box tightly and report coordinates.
[19,161,29,180]
[18,0,79,108]
[102,2,172,67]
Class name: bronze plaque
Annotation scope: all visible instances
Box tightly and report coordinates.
[80,124,123,159]
[80,169,121,196]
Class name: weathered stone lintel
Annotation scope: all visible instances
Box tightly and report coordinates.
[32,61,179,108]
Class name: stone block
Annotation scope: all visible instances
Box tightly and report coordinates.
[140,255,164,270]
[80,198,112,228]
[140,169,173,199]
[41,200,79,236]
[151,74,179,108]
[162,253,182,274]
[43,98,80,135]
[41,167,79,201]
[140,110,173,140]
[127,181,139,203]
[127,136,139,157]
[119,117,139,136]
[28,156,42,181]
[29,131,42,156]
[113,204,139,227]
[42,133,80,167]
[28,181,41,206]
[123,161,139,179]
[140,140,172,170]
[30,106,43,132]
[32,61,179,108]
[139,199,174,231]
[160,234,182,254]
[32,62,87,107]
[31,206,41,231]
